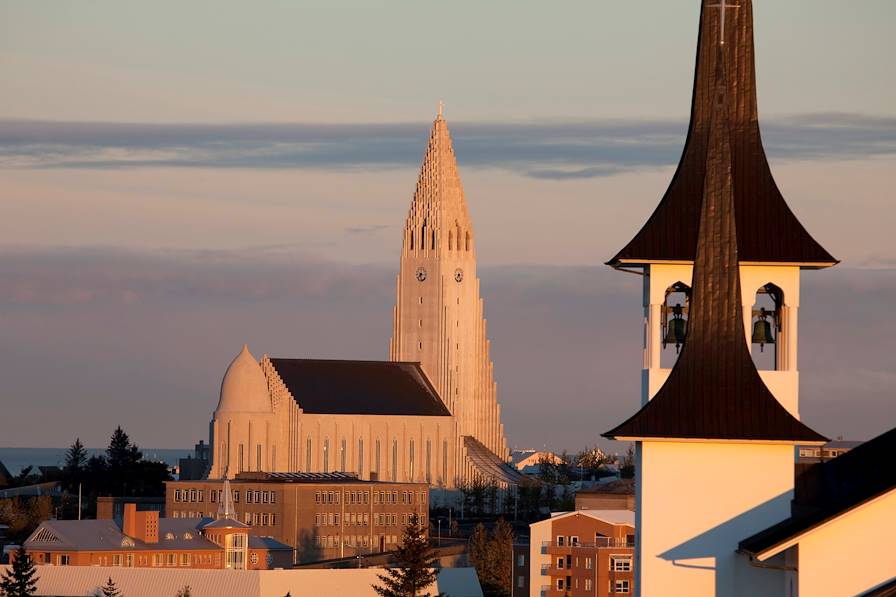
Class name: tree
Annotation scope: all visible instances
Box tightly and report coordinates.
[577,445,607,478]
[620,444,635,479]
[175,586,191,597]
[372,516,440,597]
[65,438,87,474]
[468,520,514,597]
[98,576,121,597]
[107,427,141,472]
[0,546,38,597]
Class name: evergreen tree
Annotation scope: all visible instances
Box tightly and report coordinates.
[372,517,441,597]
[98,576,121,597]
[107,427,141,471]
[65,438,87,473]
[468,520,514,597]
[0,546,38,597]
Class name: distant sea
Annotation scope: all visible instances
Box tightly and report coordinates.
[0,447,191,476]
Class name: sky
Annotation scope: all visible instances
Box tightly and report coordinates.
[0,1,894,453]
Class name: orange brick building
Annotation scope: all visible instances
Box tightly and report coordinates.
[21,497,292,570]
[514,510,635,597]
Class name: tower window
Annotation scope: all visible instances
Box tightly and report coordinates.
[465,232,470,251]
[661,281,691,368]
[448,230,453,250]
[751,283,783,371]
[432,230,436,250]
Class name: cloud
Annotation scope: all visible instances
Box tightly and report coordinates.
[1,114,894,178]
[345,225,390,236]
[1,246,893,451]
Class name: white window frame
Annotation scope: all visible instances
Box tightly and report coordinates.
[614,579,631,594]
[610,556,633,572]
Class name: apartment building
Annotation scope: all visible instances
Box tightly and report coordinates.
[516,510,635,597]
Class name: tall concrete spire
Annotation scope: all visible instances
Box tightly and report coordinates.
[390,111,509,470]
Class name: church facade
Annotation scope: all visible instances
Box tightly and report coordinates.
[604,1,896,596]
[207,113,518,490]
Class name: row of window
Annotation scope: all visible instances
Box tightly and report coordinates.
[554,578,629,593]
[312,489,427,506]
[174,488,277,504]
[315,535,400,548]
[304,437,448,484]
[315,513,370,527]
[243,512,277,527]
[554,555,631,572]
[171,510,210,519]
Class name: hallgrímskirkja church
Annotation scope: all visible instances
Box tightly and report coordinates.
[206,111,519,490]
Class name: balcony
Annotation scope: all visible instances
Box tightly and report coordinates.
[542,538,634,555]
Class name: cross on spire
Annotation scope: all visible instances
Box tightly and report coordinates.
[708,0,740,45]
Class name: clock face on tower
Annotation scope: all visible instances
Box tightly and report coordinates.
[454,268,464,283]
[415,267,427,282]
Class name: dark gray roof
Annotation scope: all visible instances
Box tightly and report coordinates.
[604,53,827,444]
[740,426,896,558]
[463,437,524,485]
[25,518,217,552]
[269,358,451,416]
[609,0,835,268]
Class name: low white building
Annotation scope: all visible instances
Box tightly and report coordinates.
[0,565,483,597]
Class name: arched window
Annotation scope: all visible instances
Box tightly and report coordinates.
[465,232,471,251]
[432,230,436,250]
[661,282,690,368]
[420,221,427,251]
[409,228,414,250]
[751,283,783,370]
[448,230,454,251]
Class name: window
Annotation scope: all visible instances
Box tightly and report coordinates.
[570,535,579,546]
[557,578,564,590]
[340,438,347,471]
[256,443,262,471]
[306,437,312,471]
[409,439,415,480]
[585,557,593,570]
[181,553,190,566]
[517,554,525,566]
[323,439,330,473]
[174,489,181,502]
[167,553,177,566]
[556,557,564,569]
[112,554,122,566]
[425,439,432,483]
[250,552,258,565]
[238,444,244,473]
[375,439,381,475]
[270,514,276,526]
[556,536,565,547]
[517,575,525,588]
[585,579,592,591]
[270,491,276,504]
[611,556,633,572]
[254,490,260,503]
[614,580,630,594]
[358,438,364,476]
[442,439,448,482]
[392,439,398,482]
[152,554,162,567]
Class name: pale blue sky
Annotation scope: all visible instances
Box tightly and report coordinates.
[0,1,894,451]
[3,1,895,122]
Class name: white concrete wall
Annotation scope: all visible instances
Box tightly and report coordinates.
[529,516,551,595]
[637,441,794,597]
[795,489,896,597]
[2,565,483,597]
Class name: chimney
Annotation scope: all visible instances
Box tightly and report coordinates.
[122,503,137,537]
[122,504,159,544]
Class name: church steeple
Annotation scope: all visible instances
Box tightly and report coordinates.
[391,109,508,469]
[604,52,827,444]
[608,0,835,268]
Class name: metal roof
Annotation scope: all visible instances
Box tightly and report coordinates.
[269,358,451,416]
[604,53,828,444]
[608,0,835,268]
[25,518,219,552]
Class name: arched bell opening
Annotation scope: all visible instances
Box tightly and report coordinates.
[661,281,691,368]
[751,283,783,370]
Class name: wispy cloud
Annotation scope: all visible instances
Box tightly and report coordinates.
[1,114,894,178]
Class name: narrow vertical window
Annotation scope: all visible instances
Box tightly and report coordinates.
[442,439,448,483]
[256,444,262,471]
[426,439,432,483]
[340,438,347,472]
[409,439,415,481]
[323,439,330,473]
[392,439,398,482]
[358,439,364,477]
[306,437,312,472]
[375,439,381,476]
[238,444,244,473]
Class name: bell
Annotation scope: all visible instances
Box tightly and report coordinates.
[663,304,687,352]
[751,308,775,351]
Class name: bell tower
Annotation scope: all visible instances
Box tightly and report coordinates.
[604,2,835,595]
[390,109,509,467]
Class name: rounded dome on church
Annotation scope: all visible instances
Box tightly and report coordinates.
[215,344,272,414]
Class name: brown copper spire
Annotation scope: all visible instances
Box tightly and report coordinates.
[608,0,835,268]
[604,52,828,443]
